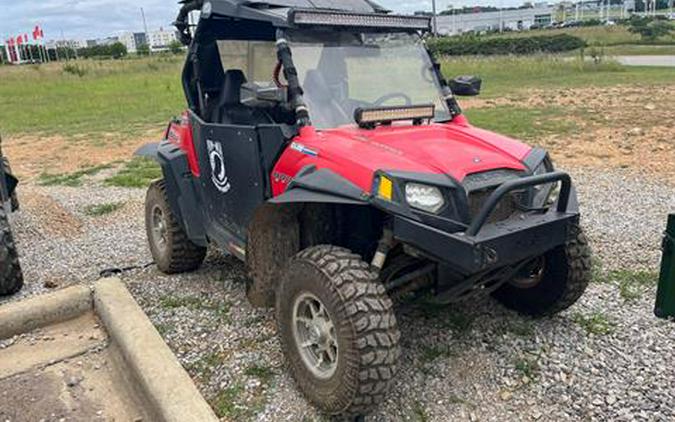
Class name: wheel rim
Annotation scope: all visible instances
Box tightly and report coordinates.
[292,292,338,380]
[151,205,168,252]
[510,256,546,289]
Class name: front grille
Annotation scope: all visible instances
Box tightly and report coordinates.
[468,188,520,224]
[464,169,526,225]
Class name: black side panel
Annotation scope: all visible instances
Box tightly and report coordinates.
[192,116,266,241]
[157,141,208,247]
[257,125,289,197]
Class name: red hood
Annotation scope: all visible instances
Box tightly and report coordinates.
[272,122,532,195]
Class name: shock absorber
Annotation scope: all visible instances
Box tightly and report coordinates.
[371,229,394,271]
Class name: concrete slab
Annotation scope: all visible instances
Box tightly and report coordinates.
[0,344,148,421]
[0,312,104,379]
[0,279,218,422]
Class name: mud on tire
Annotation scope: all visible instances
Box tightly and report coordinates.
[0,206,23,296]
[492,224,592,316]
[145,180,206,274]
[276,245,400,417]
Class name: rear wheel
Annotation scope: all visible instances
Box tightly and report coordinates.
[492,224,591,316]
[145,180,206,274]
[276,245,400,417]
[0,207,23,296]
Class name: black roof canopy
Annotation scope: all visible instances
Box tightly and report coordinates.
[202,0,396,28]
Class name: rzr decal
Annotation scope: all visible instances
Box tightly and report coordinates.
[207,139,231,193]
[290,142,318,157]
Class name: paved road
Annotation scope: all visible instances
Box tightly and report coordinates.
[615,55,675,67]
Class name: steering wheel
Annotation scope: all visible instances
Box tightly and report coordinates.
[373,92,413,107]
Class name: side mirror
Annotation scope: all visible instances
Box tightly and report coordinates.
[449,75,482,96]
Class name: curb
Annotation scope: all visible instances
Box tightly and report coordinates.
[93,278,218,422]
[0,284,92,340]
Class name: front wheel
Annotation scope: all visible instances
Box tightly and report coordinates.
[492,224,592,316]
[276,246,400,417]
[145,180,206,274]
[0,207,23,296]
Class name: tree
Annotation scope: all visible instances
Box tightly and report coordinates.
[109,42,127,59]
[168,40,183,55]
[136,43,150,56]
[628,16,673,41]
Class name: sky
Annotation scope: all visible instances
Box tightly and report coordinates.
[0,0,526,41]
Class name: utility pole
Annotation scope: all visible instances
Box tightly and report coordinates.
[141,7,151,54]
[499,0,504,32]
[431,0,438,36]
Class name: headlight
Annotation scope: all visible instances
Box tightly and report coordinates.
[405,183,444,213]
[532,159,557,208]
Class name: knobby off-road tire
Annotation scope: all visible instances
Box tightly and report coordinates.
[492,224,592,316]
[276,245,400,417]
[145,180,206,274]
[0,206,23,296]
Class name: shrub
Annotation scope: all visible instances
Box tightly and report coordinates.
[428,34,586,56]
[628,16,673,41]
[62,63,87,77]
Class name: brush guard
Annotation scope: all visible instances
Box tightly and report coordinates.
[394,171,576,275]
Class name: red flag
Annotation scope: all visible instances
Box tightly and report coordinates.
[16,35,23,45]
[33,26,39,40]
[24,34,28,44]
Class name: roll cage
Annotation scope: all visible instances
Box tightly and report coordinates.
[175,0,462,128]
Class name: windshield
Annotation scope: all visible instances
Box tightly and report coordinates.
[288,32,450,129]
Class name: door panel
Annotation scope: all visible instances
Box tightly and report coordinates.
[191,114,265,242]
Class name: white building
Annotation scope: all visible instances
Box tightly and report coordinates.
[435,5,555,35]
[148,28,178,51]
[118,32,137,53]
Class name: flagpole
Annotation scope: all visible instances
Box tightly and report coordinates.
[3,42,10,64]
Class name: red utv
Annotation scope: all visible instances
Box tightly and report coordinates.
[140,0,592,416]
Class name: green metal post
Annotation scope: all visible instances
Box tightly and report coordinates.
[655,214,675,319]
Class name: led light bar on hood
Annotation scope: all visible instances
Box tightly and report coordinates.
[290,9,432,31]
[355,104,435,128]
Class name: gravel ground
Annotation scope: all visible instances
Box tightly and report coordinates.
[3,167,675,421]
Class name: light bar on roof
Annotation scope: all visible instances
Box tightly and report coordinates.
[290,9,431,31]
[355,104,435,128]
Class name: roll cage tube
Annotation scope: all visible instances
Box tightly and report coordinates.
[175,0,203,46]
[276,30,312,127]
[423,43,462,118]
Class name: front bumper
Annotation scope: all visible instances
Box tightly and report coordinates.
[392,171,577,274]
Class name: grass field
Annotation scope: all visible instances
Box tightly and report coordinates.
[441,55,675,97]
[1,54,672,140]
[485,24,675,46]
[0,57,184,138]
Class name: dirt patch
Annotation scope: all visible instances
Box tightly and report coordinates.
[2,131,162,180]
[20,189,83,237]
[463,85,675,181]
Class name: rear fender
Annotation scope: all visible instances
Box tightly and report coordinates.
[155,140,208,247]
[134,142,160,162]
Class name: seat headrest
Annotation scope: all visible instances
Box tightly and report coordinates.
[220,69,247,106]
